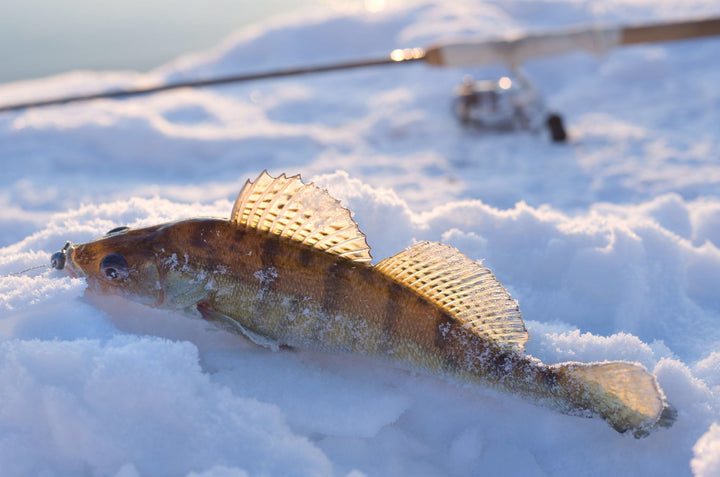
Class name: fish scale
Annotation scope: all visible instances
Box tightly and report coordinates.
[205,225,443,359]
[57,171,675,437]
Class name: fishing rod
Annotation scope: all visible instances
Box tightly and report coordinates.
[0,15,718,113]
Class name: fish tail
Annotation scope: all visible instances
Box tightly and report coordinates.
[551,361,675,437]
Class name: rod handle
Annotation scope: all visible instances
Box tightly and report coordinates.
[621,17,720,45]
[425,27,621,67]
[424,16,720,68]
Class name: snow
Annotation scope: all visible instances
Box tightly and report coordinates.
[1,0,719,475]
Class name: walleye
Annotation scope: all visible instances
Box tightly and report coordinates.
[53,171,674,436]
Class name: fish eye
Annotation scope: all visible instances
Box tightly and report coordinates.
[106,226,130,236]
[100,253,129,280]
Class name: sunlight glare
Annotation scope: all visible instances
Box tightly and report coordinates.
[365,0,387,12]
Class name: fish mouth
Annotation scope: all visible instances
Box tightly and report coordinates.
[58,242,85,278]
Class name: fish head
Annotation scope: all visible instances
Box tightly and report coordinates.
[53,225,166,306]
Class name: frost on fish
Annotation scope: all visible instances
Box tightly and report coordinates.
[60,171,674,436]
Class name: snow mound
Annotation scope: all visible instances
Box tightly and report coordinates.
[1,0,720,475]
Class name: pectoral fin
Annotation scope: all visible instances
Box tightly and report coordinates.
[197,301,282,351]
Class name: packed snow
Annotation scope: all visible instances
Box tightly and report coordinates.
[1,1,719,476]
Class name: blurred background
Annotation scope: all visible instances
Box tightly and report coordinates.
[0,0,388,84]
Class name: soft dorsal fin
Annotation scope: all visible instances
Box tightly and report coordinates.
[231,171,372,262]
[375,242,528,350]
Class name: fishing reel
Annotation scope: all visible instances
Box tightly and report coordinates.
[452,71,566,142]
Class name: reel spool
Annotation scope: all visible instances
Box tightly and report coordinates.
[453,73,566,142]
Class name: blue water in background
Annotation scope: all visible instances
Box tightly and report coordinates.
[0,0,326,84]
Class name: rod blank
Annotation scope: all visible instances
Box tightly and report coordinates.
[0,53,424,113]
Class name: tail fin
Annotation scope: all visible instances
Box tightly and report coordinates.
[552,361,674,437]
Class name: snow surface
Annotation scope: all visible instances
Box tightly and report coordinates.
[1,0,720,475]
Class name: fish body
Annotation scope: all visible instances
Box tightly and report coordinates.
[57,172,673,436]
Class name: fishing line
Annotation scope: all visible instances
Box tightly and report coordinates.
[6,264,49,277]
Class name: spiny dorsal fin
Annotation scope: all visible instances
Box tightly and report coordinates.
[375,241,528,350]
[231,171,372,262]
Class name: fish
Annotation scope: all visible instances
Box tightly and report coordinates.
[52,171,675,437]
